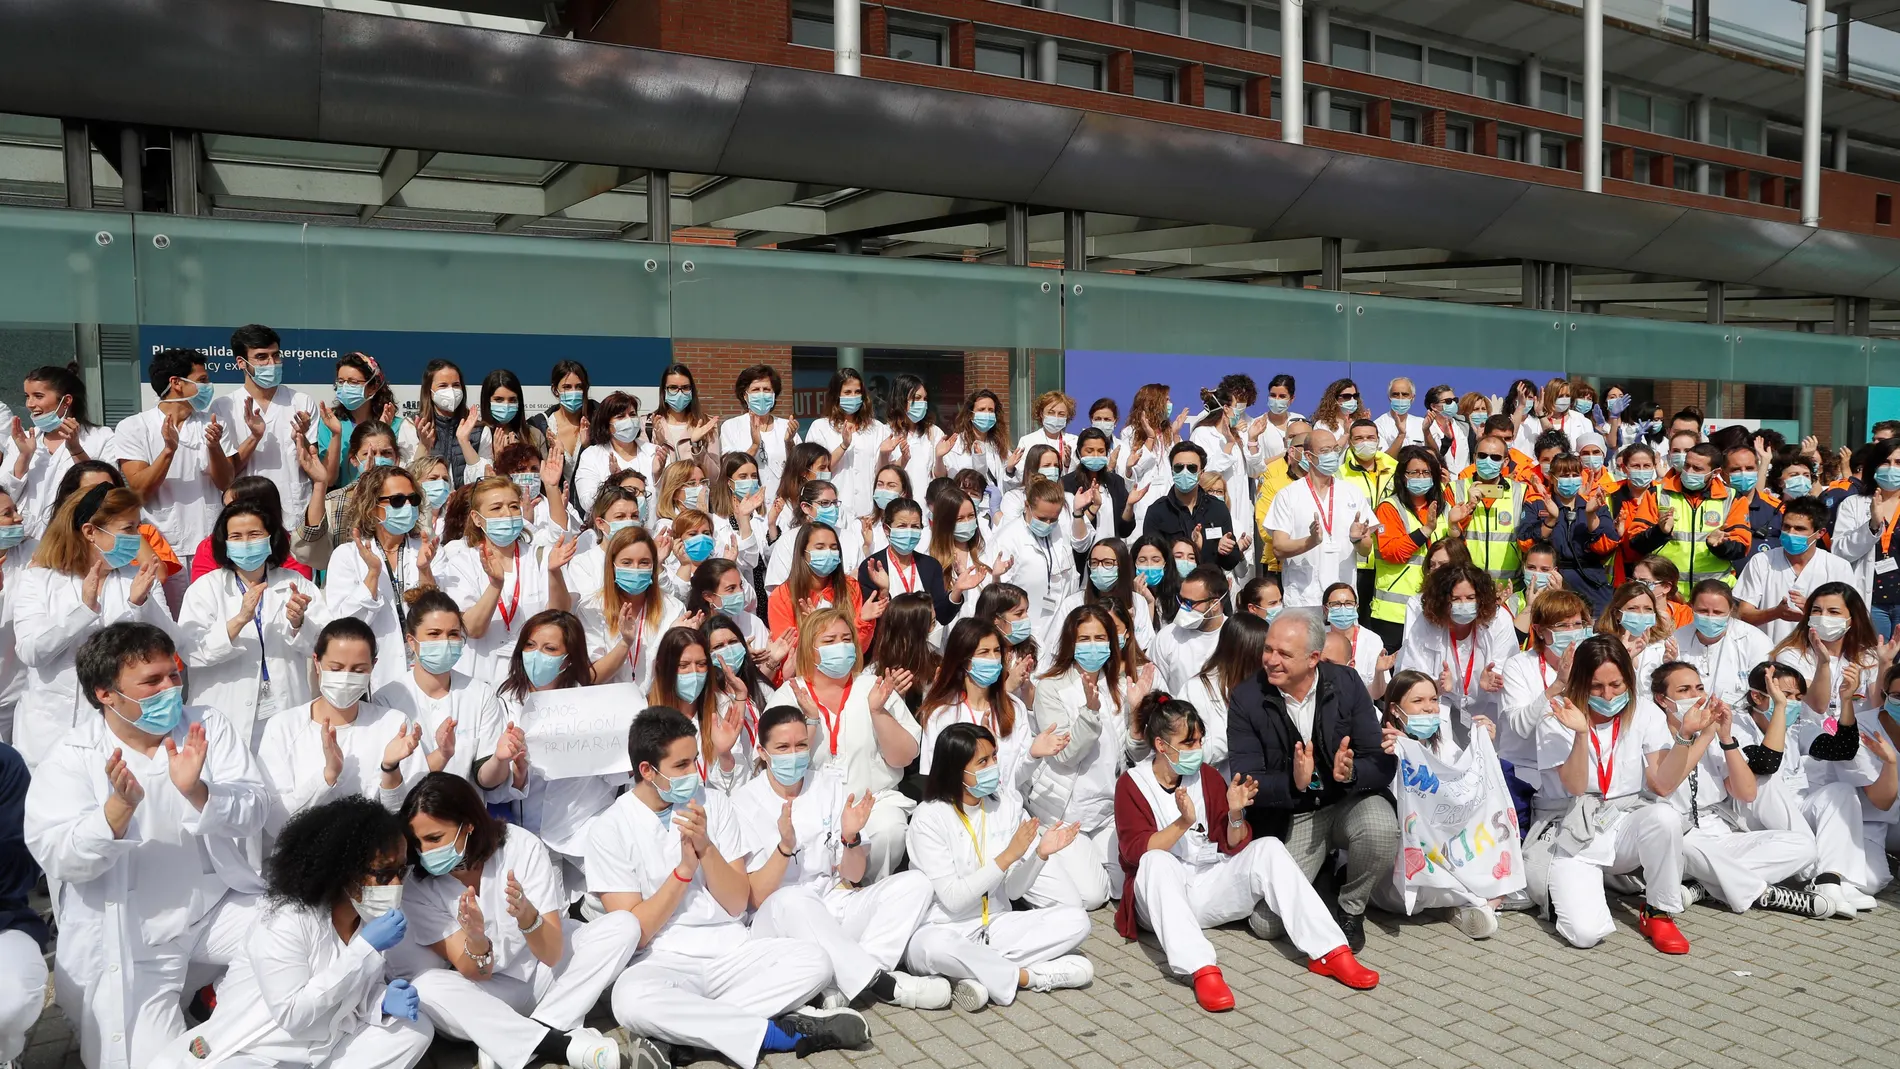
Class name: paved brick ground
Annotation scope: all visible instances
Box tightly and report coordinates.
[21,885,1900,1069]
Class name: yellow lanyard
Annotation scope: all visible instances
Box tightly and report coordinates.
[955,805,989,927]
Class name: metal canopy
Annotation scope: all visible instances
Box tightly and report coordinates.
[1828,0,1900,35]
[9,0,1900,301]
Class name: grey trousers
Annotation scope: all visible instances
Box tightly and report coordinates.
[1276,793,1400,920]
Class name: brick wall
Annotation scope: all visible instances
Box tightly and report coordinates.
[673,342,797,420]
[965,349,1012,431]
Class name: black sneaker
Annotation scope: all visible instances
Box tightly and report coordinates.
[1339,910,1366,953]
[1756,884,1831,918]
[772,1007,871,1057]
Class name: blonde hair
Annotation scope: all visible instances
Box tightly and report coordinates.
[654,460,702,523]
[461,475,524,548]
[794,605,860,678]
[34,486,143,576]
[600,524,665,633]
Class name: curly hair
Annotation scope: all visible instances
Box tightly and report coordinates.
[1418,561,1499,630]
[266,795,407,909]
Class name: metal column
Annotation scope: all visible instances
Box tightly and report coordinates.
[61,120,92,209]
[834,0,860,75]
[1037,0,1057,82]
[1524,54,1542,165]
[1837,6,1852,79]
[1280,0,1304,144]
[1583,0,1603,193]
[1063,211,1087,271]
[645,170,670,241]
[1706,282,1725,325]
[1320,237,1342,291]
[1521,260,1542,310]
[1694,97,1712,194]
[836,236,864,373]
[170,130,202,215]
[1801,0,1825,226]
[1833,128,1849,171]
[1797,385,1816,440]
[1310,4,1330,132]
[1005,205,1029,267]
[118,127,142,214]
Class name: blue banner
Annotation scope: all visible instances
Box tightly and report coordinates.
[137,326,673,388]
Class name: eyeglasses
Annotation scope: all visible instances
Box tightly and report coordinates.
[377,493,422,508]
[1171,463,1201,474]
[1337,392,1360,401]
[364,865,407,884]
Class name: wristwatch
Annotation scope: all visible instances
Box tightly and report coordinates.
[1719,738,1741,751]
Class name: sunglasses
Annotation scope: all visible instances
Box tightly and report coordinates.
[364,864,407,884]
[377,493,422,508]
[1476,453,1508,462]
[1171,463,1201,474]
[1337,392,1360,401]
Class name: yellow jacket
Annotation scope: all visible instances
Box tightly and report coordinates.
[1254,455,1303,571]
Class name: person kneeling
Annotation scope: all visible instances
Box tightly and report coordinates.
[1117,694,1376,1012]
[401,772,661,1069]
[738,706,953,1011]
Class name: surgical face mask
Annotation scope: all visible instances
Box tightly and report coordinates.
[432,387,464,412]
[333,382,366,410]
[421,479,451,509]
[1668,451,1687,472]
[1693,614,1729,639]
[605,518,637,539]
[1548,626,1590,654]
[1007,617,1033,645]
[971,411,997,432]
[1588,692,1630,718]
[415,639,463,674]
[185,379,216,412]
[872,487,900,510]
[1312,450,1342,476]
[1172,468,1200,493]
[807,548,841,576]
[1174,558,1197,579]
[1474,457,1504,481]
[1137,563,1165,586]
[713,589,747,617]
[682,532,715,562]
[677,670,707,703]
[1469,409,1489,423]
[1780,531,1812,556]
[679,485,704,511]
[225,536,272,572]
[1092,419,1116,434]
[612,417,641,444]
[1339,398,1359,414]
[352,883,403,923]
[1074,639,1112,673]
[99,530,141,570]
[1382,395,1414,418]
[319,670,370,708]
[664,388,693,412]
[1036,466,1061,482]
[769,750,810,787]
[732,477,760,500]
[714,643,746,671]
[1262,604,1283,622]
[812,502,840,528]
[1164,743,1205,776]
[31,407,64,434]
[907,399,930,422]
[1574,398,1594,416]
[888,527,924,554]
[1681,470,1710,492]
[1552,397,1571,414]
[1525,570,1553,591]
[1554,476,1583,498]
[1175,606,1206,630]
[1627,468,1657,490]
[1581,454,1606,471]
[954,519,978,543]
[614,567,653,595]
[1726,470,1758,493]
[1089,564,1119,591]
[1326,605,1357,631]
[967,657,1003,687]
[1877,466,1900,492]
[249,362,282,390]
[111,684,184,736]
[838,394,864,415]
[418,827,468,876]
[0,524,23,550]
[1449,601,1479,626]
[381,503,418,537]
[1080,454,1107,472]
[1619,610,1656,635]
[1607,395,1631,417]
[1267,397,1290,415]
[1026,517,1054,539]
[1351,441,1378,460]
[1439,401,1459,418]
[816,641,857,678]
[522,650,566,688]
[559,390,586,413]
[369,456,397,469]
[655,769,700,806]
[747,391,776,417]
[967,764,1002,798]
[489,400,519,423]
[1886,697,1900,718]
[1228,407,1245,427]
[482,515,525,548]
[1781,475,1813,499]
[1404,714,1440,740]
[1404,476,1433,497]
[1810,615,1850,642]
[1041,415,1067,436]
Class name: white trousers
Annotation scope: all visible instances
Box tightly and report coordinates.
[902,906,1089,1008]
[1547,803,1684,949]
[1681,826,1815,912]
[749,872,934,999]
[77,893,259,1069]
[0,929,47,1062]
[410,912,641,1069]
[1022,824,1118,911]
[1858,820,1900,894]
[1756,780,1878,891]
[200,1016,433,1069]
[609,936,829,1069]
[1133,841,1348,976]
[860,793,913,884]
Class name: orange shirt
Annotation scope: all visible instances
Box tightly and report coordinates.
[766,576,879,671]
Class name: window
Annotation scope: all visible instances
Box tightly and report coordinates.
[1206,81,1243,112]
[1392,114,1419,143]
[1476,58,1518,103]
[1446,124,1471,153]
[1617,88,1651,131]
[1331,103,1363,133]
[1125,0,1180,33]
[1058,55,1103,89]
[1427,50,1473,94]
[1541,140,1568,168]
[1189,0,1245,46]
[1654,97,1688,138]
[790,10,832,48]
[1056,0,1113,19]
[1332,26,1370,71]
[1674,164,1696,191]
[888,28,942,64]
[1375,37,1423,83]
[976,42,1027,78]
[1251,4,1280,53]
[1539,71,1568,113]
[1497,131,1521,161]
[1878,193,1892,225]
[1134,68,1176,101]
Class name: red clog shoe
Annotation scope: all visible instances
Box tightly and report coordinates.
[1639,908,1690,955]
[1307,946,1379,989]
[1191,965,1235,1012]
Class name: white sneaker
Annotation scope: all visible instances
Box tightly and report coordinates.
[951,977,989,1012]
[565,1026,669,1069]
[1815,881,1859,918]
[478,1052,499,1069]
[817,986,849,1010]
[1843,884,1880,912]
[889,972,953,1010]
[1450,905,1498,940]
[1679,881,1707,908]
[1024,955,1094,993]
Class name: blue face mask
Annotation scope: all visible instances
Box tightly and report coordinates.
[908,399,930,422]
[381,503,418,537]
[715,643,746,672]
[1404,476,1433,496]
[483,515,524,548]
[417,824,469,876]
[1781,531,1812,556]
[1781,475,1812,499]
[1474,457,1504,481]
[1172,468,1200,493]
[954,519,978,542]
[816,641,857,679]
[488,400,519,423]
[1074,640,1112,673]
[416,639,463,674]
[1554,476,1583,498]
[606,519,637,539]
[1007,617,1033,645]
[1312,450,1342,476]
[225,537,272,572]
[1450,602,1479,625]
[718,590,747,616]
[972,411,997,432]
[1588,692,1630,717]
[615,567,653,594]
[655,769,700,806]
[559,390,585,412]
[1620,611,1656,634]
[367,456,396,469]
[1267,397,1290,414]
[1174,558,1197,579]
[1886,697,1900,718]
[1627,468,1657,489]
[683,533,716,562]
[731,477,760,500]
[1681,470,1710,492]
[679,485,704,511]
[967,764,1002,798]
[1440,401,1460,418]
[664,389,693,413]
[1326,605,1357,630]
[1389,399,1411,415]
[677,670,707,702]
[813,503,840,528]
[1877,466,1900,491]
[968,658,1003,687]
[1164,743,1204,776]
[334,382,366,410]
[1693,614,1729,639]
[522,650,566,687]
[1137,564,1165,587]
[0,524,24,549]
[1080,455,1108,472]
[31,407,63,434]
[1404,715,1439,740]
[1548,626,1590,654]
[1089,565,1119,591]
[872,488,899,512]
[808,549,841,576]
[839,394,864,415]
[1726,470,1758,493]
[421,479,451,509]
[249,362,282,390]
[769,751,810,787]
[1263,604,1283,622]
[101,530,141,570]
[1573,398,1594,416]
[747,391,775,417]
[1339,398,1359,414]
[113,684,184,736]
[888,527,924,554]
[1582,454,1606,471]
[1026,517,1054,539]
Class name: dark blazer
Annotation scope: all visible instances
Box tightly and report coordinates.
[1141,489,1245,571]
[1225,661,1396,840]
[857,547,955,624]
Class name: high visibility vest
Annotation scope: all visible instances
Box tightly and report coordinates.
[1454,479,1525,588]
[1372,499,1450,624]
[1341,458,1391,570]
[1658,489,1737,595]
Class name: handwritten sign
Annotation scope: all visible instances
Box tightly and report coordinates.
[1390,730,1524,911]
[520,682,643,780]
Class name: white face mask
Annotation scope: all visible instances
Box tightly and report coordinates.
[319,669,371,709]
[431,387,464,411]
[1810,616,1850,642]
[1175,606,1205,630]
[352,882,403,922]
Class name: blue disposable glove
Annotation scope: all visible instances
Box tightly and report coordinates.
[359,907,407,952]
[381,979,420,1021]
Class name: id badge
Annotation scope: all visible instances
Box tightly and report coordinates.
[1876,557,1898,576]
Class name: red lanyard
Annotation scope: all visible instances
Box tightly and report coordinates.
[739,698,758,746]
[1537,653,1556,687]
[496,543,522,630]
[808,677,854,755]
[890,554,919,594]
[1588,719,1622,796]
[1306,479,1335,537]
[1448,629,1477,695]
[1880,499,1900,555]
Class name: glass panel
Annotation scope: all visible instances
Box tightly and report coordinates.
[1426,50,1473,94]
[888,29,942,64]
[1617,88,1652,131]
[1126,0,1180,33]
[0,206,138,326]
[1569,80,1583,117]
[1064,271,1349,363]
[134,215,309,331]
[1566,314,1732,381]
[1447,126,1471,153]
[790,12,832,47]
[1056,0,1113,19]
[1331,104,1363,133]
[1133,70,1175,102]
[1375,37,1423,83]
[670,245,1061,351]
[1654,97,1688,138]
[1731,329,1868,387]
[1476,57,1518,103]
[1189,0,1245,46]
[1497,131,1521,162]
[975,43,1026,77]
[1058,56,1102,89]
[1540,72,1568,113]
[1206,82,1243,113]
[1352,297,1566,373]
[1541,140,1567,168]
[1392,115,1418,143]
[1732,116,1763,155]
[1330,25,1369,70]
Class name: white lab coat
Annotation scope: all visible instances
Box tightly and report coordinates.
[1670,619,1772,709]
[322,535,433,694]
[256,701,430,836]
[435,534,568,685]
[13,564,174,766]
[804,418,890,523]
[179,566,323,746]
[0,425,116,538]
[0,539,41,734]
[1396,607,1519,733]
[764,671,921,881]
[209,387,322,533]
[575,589,682,690]
[718,415,799,497]
[371,670,508,787]
[984,516,1082,635]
